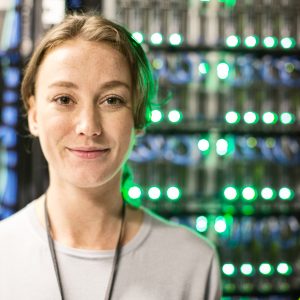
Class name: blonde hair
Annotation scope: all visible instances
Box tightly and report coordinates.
[21,13,155,129]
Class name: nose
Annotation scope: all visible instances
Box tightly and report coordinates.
[75,105,102,137]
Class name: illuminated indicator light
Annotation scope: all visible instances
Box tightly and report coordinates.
[226,35,240,47]
[246,137,257,148]
[166,186,181,201]
[265,137,276,148]
[259,263,274,276]
[198,62,209,75]
[196,216,208,232]
[280,37,296,49]
[224,186,238,201]
[168,110,182,123]
[152,58,164,70]
[277,263,292,275]
[243,111,259,124]
[148,186,161,200]
[222,263,235,276]
[261,187,276,200]
[242,187,257,201]
[263,36,278,48]
[244,35,259,48]
[225,111,240,124]
[169,33,182,46]
[214,216,226,233]
[216,139,228,156]
[241,263,254,276]
[217,62,230,79]
[151,110,163,123]
[262,112,278,124]
[128,186,142,199]
[150,33,163,45]
[132,32,144,44]
[279,187,294,200]
[280,112,295,124]
[242,205,255,215]
[285,63,295,73]
[197,139,210,152]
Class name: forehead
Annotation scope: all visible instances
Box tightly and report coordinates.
[35,39,132,90]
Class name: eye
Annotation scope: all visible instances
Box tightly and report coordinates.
[104,96,125,106]
[54,96,73,105]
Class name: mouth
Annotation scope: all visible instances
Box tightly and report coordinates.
[67,147,110,159]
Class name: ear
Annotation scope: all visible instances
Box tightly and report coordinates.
[27,96,39,136]
[135,128,145,137]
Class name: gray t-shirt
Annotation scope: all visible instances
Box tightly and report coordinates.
[0,199,221,300]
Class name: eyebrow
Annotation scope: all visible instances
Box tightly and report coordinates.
[48,80,131,91]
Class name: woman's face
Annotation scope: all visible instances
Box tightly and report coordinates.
[28,39,138,189]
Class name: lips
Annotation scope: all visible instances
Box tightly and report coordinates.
[67,147,110,159]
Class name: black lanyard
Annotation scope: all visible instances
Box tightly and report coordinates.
[44,194,125,300]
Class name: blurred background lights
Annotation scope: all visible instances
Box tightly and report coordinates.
[261,187,276,200]
[279,187,294,200]
[214,216,227,233]
[196,216,208,232]
[242,186,257,201]
[132,31,144,44]
[225,111,240,124]
[243,111,259,124]
[151,109,163,123]
[198,62,209,75]
[263,36,278,48]
[224,186,238,201]
[148,186,161,200]
[197,138,210,152]
[226,35,240,47]
[280,112,295,124]
[216,139,228,156]
[277,263,292,275]
[240,263,254,276]
[222,263,235,276]
[280,37,296,49]
[259,263,274,276]
[217,62,230,79]
[169,33,182,46]
[150,32,163,45]
[166,186,181,201]
[168,110,182,123]
[244,35,259,48]
[262,112,278,124]
[128,185,142,199]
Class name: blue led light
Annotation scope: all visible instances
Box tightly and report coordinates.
[2,106,18,126]
[3,90,18,103]
[0,126,17,147]
[4,67,20,88]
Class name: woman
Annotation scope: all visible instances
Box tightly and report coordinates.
[0,14,221,299]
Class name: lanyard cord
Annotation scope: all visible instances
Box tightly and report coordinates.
[44,194,126,300]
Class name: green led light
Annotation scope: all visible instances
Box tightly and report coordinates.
[277,263,292,275]
[261,187,276,200]
[242,186,257,201]
[148,186,161,200]
[197,139,210,152]
[169,33,183,46]
[263,36,278,48]
[265,137,276,148]
[259,263,274,276]
[217,62,230,79]
[262,112,278,124]
[168,110,183,123]
[152,58,164,70]
[214,216,227,233]
[246,137,257,148]
[150,32,163,45]
[132,31,144,44]
[244,35,259,48]
[226,35,240,47]
[243,111,259,124]
[224,186,238,201]
[166,186,181,201]
[196,216,208,232]
[198,62,209,75]
[222,263,235,276]
[151,109,163,123]
[216,139,228,156]
[280,112,295,124]
[225,111,240,124]
[279,187,294,200]
[280,37,296,49]
[128,185,142,199]
[240,263,254,276]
